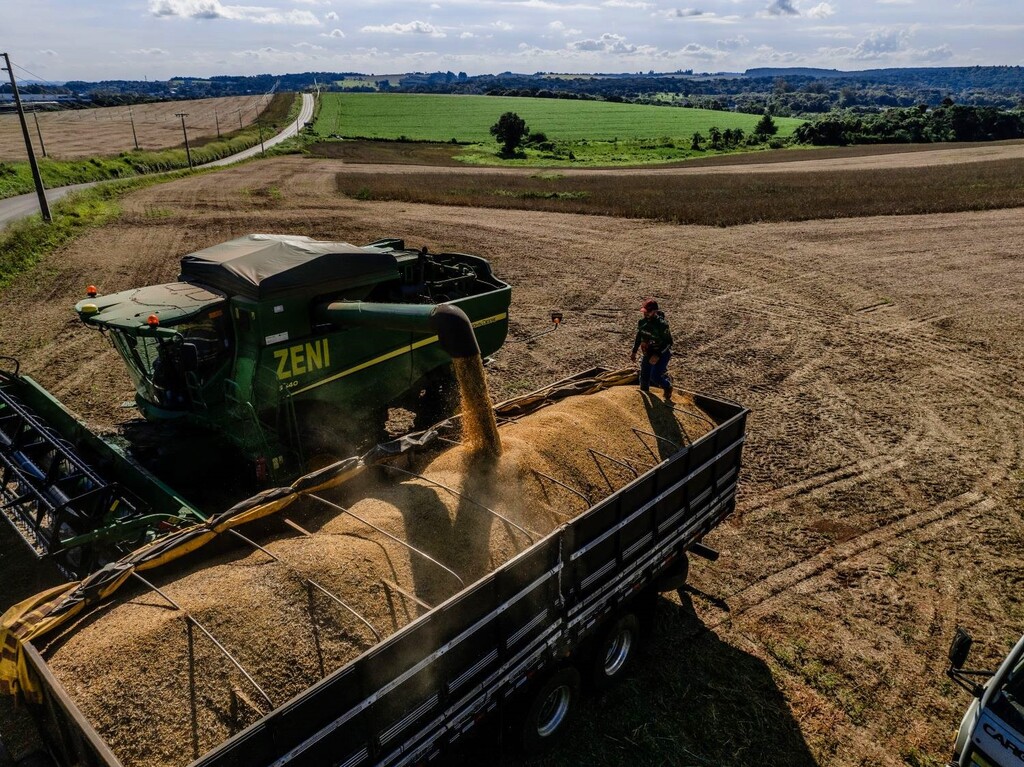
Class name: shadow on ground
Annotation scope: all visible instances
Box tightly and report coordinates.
[444,591,818,767]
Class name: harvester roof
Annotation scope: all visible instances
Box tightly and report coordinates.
[179,234,401,301]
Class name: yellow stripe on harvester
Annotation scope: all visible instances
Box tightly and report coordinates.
[290,312,507,396]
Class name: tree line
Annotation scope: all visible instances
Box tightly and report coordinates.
[794,102,1024,145]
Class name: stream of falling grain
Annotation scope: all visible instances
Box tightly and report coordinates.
[452,356,502,457]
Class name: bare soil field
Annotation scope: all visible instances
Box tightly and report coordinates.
[0,95,270,161]
[1,155,1022,766]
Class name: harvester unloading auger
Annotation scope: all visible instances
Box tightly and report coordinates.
[0,234,513,578]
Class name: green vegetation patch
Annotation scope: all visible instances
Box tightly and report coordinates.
[0,171,192,293]
[313,93,803,144]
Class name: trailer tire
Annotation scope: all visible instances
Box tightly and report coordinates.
[591,613,640,690]
[655,552,690,593]
[518,666,580,755]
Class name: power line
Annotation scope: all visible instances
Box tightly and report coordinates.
[10,61,65,91]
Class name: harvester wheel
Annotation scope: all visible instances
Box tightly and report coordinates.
[517,666,580,755]
[590,613,640,690]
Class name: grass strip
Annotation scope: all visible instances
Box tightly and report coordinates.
[0,93,299,201]
[336,157,1024,226]
[0,171,192,293]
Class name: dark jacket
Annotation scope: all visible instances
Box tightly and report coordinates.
[632,311,673,357]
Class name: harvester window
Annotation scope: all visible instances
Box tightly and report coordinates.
[177,310,233,379]
[109,307,232,410]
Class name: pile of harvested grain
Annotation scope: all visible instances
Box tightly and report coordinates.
[44,386,714,767]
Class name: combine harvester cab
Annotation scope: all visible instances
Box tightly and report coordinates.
[1,367,749,767]
[75,234,511,485]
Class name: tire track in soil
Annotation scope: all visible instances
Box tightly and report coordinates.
[710,369,1022,629]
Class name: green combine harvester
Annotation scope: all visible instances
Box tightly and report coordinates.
[0,233,511,577]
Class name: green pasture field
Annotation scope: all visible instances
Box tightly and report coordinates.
[313,93,803,143]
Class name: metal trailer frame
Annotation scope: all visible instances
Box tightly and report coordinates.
[22,390,748,767]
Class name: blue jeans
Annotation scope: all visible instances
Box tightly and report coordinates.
[640,350,672,393]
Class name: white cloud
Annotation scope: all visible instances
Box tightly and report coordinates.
[149,0,320,25]
[568,32,653,54]
[805,2,836,19]
[919,43,954,60]
[361,20,446,37]
[677,42,726,59]
[549,20,582,35]
[754,44,803,61]
[817,27,948,62]
[235,46,281,58]
[39,49,59,57]
[292,41,324,49]
[324,11,337,20]
[763,0,799,15]
[851,27,909,57]
[132,47,169,55]
[716,34,748,50]
[461,31,476,38]
[508,0,599,10]
[492,20,514,30]
[602,0,652,7]
[322,27,344,37]
[665,8,705,17]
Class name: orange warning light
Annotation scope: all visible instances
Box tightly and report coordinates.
[146,314,160,327]
[86,285,98,297]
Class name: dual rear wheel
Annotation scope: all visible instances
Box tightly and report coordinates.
[516,607,644,755]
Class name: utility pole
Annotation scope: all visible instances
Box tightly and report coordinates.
[32,111,46,157]
[1,53,50,222]
[214,109,221,138]
[128,105,139,150]
[175,112,193,169]
[256,108,265,155]
[237,109,243,129]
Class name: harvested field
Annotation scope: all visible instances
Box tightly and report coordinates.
[43,386,714,767]
[0,154,1023,766]
[0,96,270,161]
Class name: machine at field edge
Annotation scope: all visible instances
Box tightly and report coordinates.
[74,233,511,482]
[0,233,510,577]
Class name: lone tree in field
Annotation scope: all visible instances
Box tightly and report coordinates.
[490,112,529,155]
[754,111,779,141]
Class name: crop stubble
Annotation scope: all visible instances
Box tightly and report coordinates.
[0,96,268,162]
[0,154,1022,766]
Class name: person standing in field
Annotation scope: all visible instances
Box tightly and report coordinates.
[630,298,674,400]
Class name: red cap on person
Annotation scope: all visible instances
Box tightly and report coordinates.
[641,299,659,312]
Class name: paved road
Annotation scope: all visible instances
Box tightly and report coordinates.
[0,92,315,232]
[205,91,314,166]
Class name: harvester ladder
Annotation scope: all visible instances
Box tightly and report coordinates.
[224,379,278,461]
[0,374,135,562]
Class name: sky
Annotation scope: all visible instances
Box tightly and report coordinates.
[4,0,1022,83]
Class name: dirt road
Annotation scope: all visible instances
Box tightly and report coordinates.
[1,155,1021,766]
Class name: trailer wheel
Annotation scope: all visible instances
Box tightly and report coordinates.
[518,666,580,755]
[591,613,640,690]
[655,552,690,593]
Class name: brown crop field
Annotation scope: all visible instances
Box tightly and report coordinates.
[1,151,1023,767]
[0,95,272,161]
